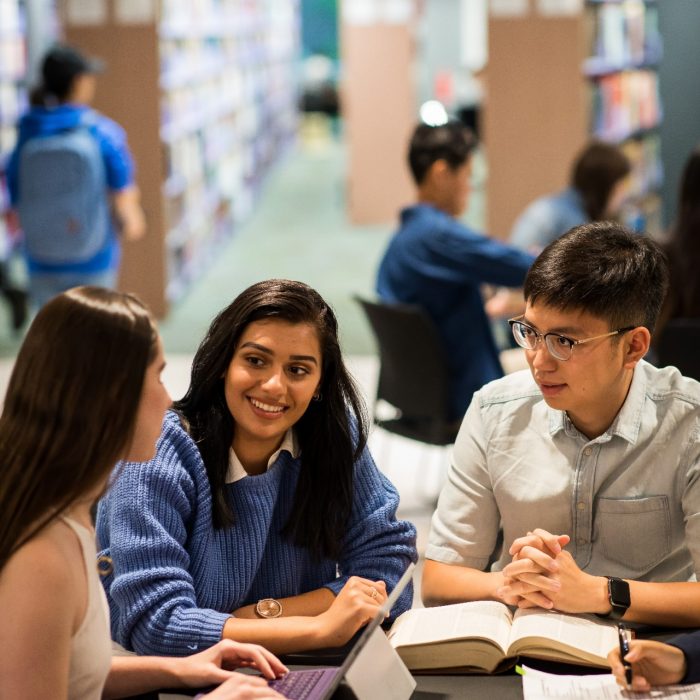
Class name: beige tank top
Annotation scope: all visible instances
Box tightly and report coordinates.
[60,516,112,700]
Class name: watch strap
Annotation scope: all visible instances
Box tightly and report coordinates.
[600,576,630,620]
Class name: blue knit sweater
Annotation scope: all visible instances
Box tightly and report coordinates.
[96,412,417,656]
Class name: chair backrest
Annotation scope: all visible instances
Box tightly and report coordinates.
[355,295,451,427]
[656,318,700,382]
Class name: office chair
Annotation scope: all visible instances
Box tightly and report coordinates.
[354,296,460,446]
[656,318,700,382]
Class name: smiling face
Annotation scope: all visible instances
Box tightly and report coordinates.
[523,302,639,438]
[224,319,322,470]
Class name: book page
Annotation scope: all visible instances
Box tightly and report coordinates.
[522,665,700,699]
[388,601,513,655]
[509,609,618,663]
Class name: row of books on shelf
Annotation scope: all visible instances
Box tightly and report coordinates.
[0,82,26,128]
[0,34,25,82]
[160,33,297,85]
[590,69,660,142]
[160,1,297,41]
[160,58,296,142]
[0,125,17,157]
[584,0,661,75]
[621,132,662,198]
[0,0,22,34]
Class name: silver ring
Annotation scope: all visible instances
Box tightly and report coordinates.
[368,586,378,599]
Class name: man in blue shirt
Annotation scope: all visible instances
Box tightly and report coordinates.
[376,121,535,421]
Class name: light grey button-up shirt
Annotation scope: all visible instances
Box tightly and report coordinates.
[427,360,700,582]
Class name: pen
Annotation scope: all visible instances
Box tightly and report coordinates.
[617,622,633,686]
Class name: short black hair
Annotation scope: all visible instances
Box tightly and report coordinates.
[524,222,669,332]
[39,44,103,102]
[408,120,476,185]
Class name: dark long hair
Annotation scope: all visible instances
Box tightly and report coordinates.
[665,147,700,318]
[571,141,631,221]
[0,287,158,572]
[174,279,368,561]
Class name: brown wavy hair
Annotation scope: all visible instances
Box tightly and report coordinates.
[571,141,631,221]
[0,286,157,572]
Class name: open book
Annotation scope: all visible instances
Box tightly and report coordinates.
[386,601,619,674]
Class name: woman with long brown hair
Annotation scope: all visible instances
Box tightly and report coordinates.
[0,286,286,699]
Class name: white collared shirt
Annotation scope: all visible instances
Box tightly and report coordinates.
[428,361,700,582]
[225,430,299,483]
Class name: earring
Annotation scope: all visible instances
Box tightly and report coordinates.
[313,392,322,401]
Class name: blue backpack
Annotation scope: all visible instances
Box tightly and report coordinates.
[17,117,109,264]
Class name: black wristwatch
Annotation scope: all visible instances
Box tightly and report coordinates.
[602,576,631,620]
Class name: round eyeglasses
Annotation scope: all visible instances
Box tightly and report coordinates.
[508,316,635,361]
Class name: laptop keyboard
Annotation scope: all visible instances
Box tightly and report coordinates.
[269,668,339,700]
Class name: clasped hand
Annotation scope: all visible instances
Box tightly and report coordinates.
[497,528,603,613]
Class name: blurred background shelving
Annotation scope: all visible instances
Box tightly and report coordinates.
[60,0,299,316]
[0,0,27,257]
[484,0,665,240]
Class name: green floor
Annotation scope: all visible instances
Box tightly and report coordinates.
[159,136,394,356]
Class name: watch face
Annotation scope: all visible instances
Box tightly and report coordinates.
[256,598,282,618]
[609,577,631,608]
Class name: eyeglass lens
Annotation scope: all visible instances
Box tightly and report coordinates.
[511,322,573,361]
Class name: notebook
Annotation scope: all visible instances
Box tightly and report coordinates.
[268,563,416,700]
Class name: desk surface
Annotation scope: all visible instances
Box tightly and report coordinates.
[156,627,681,700]
[157,675,522,700]
[413,673,521,699]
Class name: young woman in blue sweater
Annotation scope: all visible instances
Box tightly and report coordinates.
[97,279,417,657]
[0,286,287,699]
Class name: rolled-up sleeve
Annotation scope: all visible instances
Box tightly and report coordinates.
[426,396,501,570]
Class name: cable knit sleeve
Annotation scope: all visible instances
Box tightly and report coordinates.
[323,445,418,620]
[96,417,230,656]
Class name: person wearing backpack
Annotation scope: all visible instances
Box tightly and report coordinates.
[5,44,145,309]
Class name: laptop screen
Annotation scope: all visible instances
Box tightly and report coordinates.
[335,562,416,677]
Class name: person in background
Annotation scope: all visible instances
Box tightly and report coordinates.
[656,146,700,337]
[423,222,700,629]
[5,44,145,309]
[97,279,417,657]
[0,286,286,699]
[510,140,631,254]
[376,121,535,424]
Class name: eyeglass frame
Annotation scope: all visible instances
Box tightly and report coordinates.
[507,315,636,361]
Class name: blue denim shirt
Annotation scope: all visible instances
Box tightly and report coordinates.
[377,204,535,421]
[428,360,700,582]
[510,187,588,254]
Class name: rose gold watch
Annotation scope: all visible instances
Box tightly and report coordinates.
[255,598,283,618]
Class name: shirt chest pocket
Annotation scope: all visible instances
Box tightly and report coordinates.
[595,496,671,576]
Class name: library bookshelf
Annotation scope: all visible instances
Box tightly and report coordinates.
[60,0,299,316]
[484,0,663,241]
[0,0,26,255]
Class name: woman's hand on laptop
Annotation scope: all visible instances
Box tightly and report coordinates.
[315,576,387,647]
[178,639,288,688]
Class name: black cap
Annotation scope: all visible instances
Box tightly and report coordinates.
[41,44,104,98]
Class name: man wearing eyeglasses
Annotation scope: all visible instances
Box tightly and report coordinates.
[422,221,700,627]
